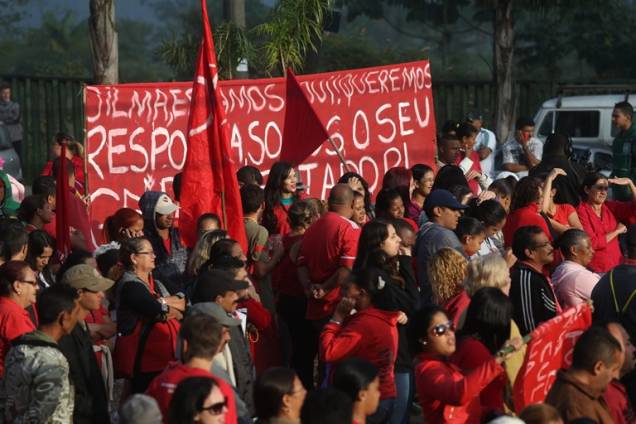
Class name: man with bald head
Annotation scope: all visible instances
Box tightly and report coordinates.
[296,183,361,387]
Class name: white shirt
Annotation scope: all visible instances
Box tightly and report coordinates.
[502,136,544,178]
[473,128,497,178]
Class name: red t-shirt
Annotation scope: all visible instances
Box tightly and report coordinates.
[0,297,36,377]
[146,362,237,424]
[502,203,552,248]
[548,203,576,227]
[298,212,361,320]
[272,233,304,297]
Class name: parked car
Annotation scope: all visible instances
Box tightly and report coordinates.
[0,125,23,181]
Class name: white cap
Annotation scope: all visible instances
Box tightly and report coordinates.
[155,194,178,215]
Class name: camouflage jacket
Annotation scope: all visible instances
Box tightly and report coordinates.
[0,330,74,424]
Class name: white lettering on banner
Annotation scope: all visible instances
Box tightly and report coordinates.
[298,162,319,196]
[86,86,102,123]
[376,104,396,144]
[247,121,265,165]
[170,89,188,120]
[352,110,370,150]
[112,89,128,119]
[130,90,153,121]
[129,128,149,173]
[87,125,107,180]
[230,124,244,163]
[321,163,336,200]
[108,128,128,174]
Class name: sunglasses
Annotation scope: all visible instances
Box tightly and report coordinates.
[431,321,455,337]
[201,399,227,416]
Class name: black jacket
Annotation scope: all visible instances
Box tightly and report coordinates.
[58,322,109,424]
[509,262,558,335]
[228,323,256,415]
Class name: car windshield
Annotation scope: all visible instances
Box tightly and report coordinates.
[538,110,600,138]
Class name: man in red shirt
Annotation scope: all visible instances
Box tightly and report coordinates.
[297,184,361,385]
[146,313,238,424]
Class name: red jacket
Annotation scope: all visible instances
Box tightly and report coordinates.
[414,351,504,424]
[41,156,85,194]
[604,380,636,424]
[443,291,471,327]
[578,201,635,273]
[320,307,399,400]
[146,362,237,424]
[503,203,551,248]
[0,297,36,378]
[451,337,506,419]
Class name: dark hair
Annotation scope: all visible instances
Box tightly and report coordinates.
[180,314,223,361]
[57,250,93,282]
[440,120,460,136]
[37,284,79,326]
[0,220,27,261]
[254,367,297,420]
[301,388,353,424]
[432,165,468,192]
[241,184,265,214]
[515,116,535,130]
[119,237,150,270]
[470,199,506,227]
[237,165,264,186]
[0,83,10,91]
[510,177,542,212]
[51,157,75,177]
[103,208,143,243]
[382,167,412,209]
[288,199,319,229]
[172,172,182,202]
[454,216,486,241]
[459,287,512,354]
[411,164,434,183]
[488,179,513,199]
[519,403,562,424]
[167,377,220,424]
[543,133,572,157]
[512,226,545,261]
[580,171,608,201]
[353,220,390,272]
[449,185,472,204]
[555,229,589,258]
[210,238,239,261]
[408,304,448,353]
[95,247,119,279]
[263,161,297,234]
[32,176,56,198]
[17,194,48,223]
[614,101,634,121]
[26,230,55,270]
[392,218,414,236]
[0,260,30,297]
[332,358,378,403]
[375,188,402,219]
[338,172,372,215]
[456,122,478,140]
[571,326,622,373]
[196,213,221,232]
[52,131,74,145]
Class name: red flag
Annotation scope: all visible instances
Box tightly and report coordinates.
[280,68,331,166]
[179,0,248,252]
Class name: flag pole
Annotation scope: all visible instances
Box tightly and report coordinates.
[220,190,228,230]
[327,137,352,172]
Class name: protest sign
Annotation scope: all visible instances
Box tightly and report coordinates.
[513,303,593,411]
[85,60,436,244]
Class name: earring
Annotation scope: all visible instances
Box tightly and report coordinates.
[16,290,22,295]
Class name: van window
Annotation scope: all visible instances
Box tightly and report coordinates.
[538,111,600,138]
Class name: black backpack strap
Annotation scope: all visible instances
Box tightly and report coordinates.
[540,212,559,241]
[132,321,156,378]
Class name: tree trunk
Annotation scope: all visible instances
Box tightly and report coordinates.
[223,0,248,79]
[89,0,118,84]
[493,0,514,144]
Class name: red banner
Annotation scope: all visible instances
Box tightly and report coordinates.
[513,303,593,411]
[85,60,436,244]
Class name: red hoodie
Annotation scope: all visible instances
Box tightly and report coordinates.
[414,351,504,424]
[320,307,399,399]
[146,362,237,424]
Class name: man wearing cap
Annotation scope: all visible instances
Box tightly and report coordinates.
[139,191,188,294]
[146,313,238,424]
[466,112,498,178]
[190,269,256,416]
[414,189,467,305]
[58,264,113,424]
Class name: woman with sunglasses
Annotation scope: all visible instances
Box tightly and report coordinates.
[320,267,401,424]
[114,237,184,393]
[410,305,522,424]
[168,376,228,424]
[254,367,306,424]
[577,172,636,273]
[0,261,37,378]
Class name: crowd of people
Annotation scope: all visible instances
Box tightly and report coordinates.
[0,102,635,424]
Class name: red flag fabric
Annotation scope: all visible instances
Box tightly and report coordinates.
[513,303,593,412]
[280,68,331,166]
[179,0,248,252]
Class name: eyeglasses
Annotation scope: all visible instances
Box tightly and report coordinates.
[201,399,227,416]
[135,251,155,256]
[19,280,38,287]
[431,321,455,337]
[592,185,609,192]
[531,241,552,250]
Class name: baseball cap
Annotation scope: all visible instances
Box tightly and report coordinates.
[627,224,636,246]
[424,189,469,211]
[155,193,178,215]
[190,302,241,327]
[193,269,249,303]
[61,264,114,292]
